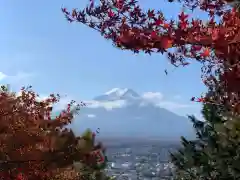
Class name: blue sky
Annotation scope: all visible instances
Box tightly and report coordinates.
[0,0,208,119]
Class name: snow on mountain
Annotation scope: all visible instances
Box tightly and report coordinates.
[95,88,164,103]
[70,88,195,140]
[94,88,140,101]
[105,88,130,96]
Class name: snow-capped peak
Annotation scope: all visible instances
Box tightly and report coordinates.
[105,88,139,98]
[105,88,128,96]
[94,88,140,101]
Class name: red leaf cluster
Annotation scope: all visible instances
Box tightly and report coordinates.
[62,0,240,113]
[0,86,101,179]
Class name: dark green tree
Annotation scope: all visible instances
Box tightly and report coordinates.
[73,128,111,180]
[170,102,240,180]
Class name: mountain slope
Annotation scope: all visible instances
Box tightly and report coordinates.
[70,88,195,140]
[94,88,140,101]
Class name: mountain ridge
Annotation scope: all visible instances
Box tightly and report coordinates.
[94,88,140,101]
[70,88,195,140]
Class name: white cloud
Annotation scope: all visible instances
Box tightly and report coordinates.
[156,101,191,110]
[36,94,49,101]
[34,94,74,111]
[142,92,163,100]
[142,92,191,110]
[83,91,193,113]
[8,72,33,82]
[87,114,96,118]
[142,92,164,104]
[32,89,199,117]
[0,71,34,87]
[85,100,127,110]
[0,72,7,81]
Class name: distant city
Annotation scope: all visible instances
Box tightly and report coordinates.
[103,139,179,179]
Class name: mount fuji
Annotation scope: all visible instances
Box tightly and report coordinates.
[94,88,140,101]
[70,88,195,140]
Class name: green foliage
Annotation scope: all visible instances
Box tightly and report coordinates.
[171,103,240,180]
[74,129,110,180]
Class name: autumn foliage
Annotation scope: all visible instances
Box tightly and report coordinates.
[62,1,240,178]
[62,0,240,115]
[0,85,106,180]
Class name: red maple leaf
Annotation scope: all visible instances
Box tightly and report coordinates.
[178,12,188,21]
[155,18,163,26]
[201,48,210,57]
[211,29,219,41]
[116,0,123,9]
[147,9,155,18]
[180,21,188,30]
[16,173,26,180]
[191,19,200,27]
[151,31,158,38]
[108,10,115,18]
[161,37,173,49]
[197,97,205,102]
[192,45,202,51]
[163,23,169,28]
